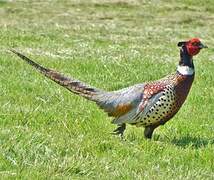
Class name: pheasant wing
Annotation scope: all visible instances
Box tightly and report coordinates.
[95,84,144,118]
[112,83,168,124]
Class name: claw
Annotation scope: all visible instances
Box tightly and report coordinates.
[111,124,126,138]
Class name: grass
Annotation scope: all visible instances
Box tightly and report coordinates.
[0,0,214,179]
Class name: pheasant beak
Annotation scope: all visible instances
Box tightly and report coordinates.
[199,43,208,49]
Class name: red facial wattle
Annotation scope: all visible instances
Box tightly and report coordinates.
[185,38,201,56]
[186,44,200,56]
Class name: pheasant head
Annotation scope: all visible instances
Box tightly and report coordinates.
[177,38,207,69]
[178,38,207,56]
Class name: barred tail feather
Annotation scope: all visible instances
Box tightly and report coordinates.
[10,49,103,100]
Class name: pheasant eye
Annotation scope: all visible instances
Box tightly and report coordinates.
[192,42,199,46]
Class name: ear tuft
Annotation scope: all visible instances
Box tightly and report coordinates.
[177,41,186,47]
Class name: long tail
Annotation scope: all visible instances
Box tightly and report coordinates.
[10,49,104,100]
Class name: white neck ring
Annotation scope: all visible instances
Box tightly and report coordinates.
[177,65,194,75]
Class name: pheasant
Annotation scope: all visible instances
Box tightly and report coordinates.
[10,38,207,139]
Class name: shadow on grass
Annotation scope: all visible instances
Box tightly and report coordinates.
[171,135,214,149]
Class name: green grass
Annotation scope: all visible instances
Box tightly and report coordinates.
[0,0,214,179]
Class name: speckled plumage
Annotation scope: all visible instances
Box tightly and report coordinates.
[10,38,207,139]
[111,72,194,127]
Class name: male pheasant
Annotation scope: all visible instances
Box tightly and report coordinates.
[10,38,207,139]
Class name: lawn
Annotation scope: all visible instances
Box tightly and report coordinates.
[0,0,214,179]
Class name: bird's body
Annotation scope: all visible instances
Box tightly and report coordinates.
[10,38,207,139]
[96,69,195,137]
